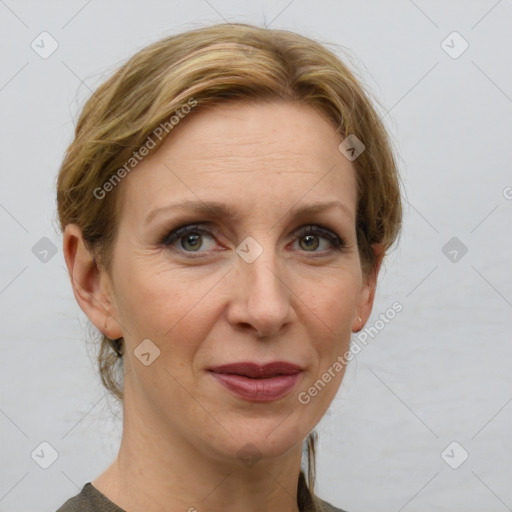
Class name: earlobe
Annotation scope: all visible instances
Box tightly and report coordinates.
[63,224,123,340]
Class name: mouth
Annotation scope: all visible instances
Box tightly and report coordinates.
[207,362,303,402]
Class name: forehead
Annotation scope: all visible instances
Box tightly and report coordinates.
[117,100,357,224]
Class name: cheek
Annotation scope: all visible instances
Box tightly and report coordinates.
[113,258,219,353]
[303,272,360,337]
[303,273,359,398]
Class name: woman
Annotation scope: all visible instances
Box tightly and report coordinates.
[55,22,402,512]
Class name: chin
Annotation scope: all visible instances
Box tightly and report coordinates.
[202,416,307,465]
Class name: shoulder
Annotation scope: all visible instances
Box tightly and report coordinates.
[316,497,350,512]
[55,482,125,512]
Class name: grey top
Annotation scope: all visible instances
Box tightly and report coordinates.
[56,482,348,512]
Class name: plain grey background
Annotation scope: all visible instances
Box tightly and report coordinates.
[1,1,511,511]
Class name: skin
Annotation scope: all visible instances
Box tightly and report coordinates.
[63,100,383,512]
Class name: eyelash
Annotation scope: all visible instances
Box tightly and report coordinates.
[160,223,346,256]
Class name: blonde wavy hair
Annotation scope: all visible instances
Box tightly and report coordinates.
[56,22,402,512]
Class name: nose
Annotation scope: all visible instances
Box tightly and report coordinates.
[226,240,294,339]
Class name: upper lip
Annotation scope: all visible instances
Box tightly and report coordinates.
[207,361,303,378]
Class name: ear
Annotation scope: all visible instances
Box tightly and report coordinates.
[352,244,385,333]
[62,224,123,340]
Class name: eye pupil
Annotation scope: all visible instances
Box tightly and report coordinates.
[300,234,319,251]
[182,234,202,251]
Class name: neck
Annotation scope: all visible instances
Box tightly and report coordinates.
[93,384,303,512]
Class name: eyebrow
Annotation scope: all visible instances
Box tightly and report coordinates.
[145,199,353,225]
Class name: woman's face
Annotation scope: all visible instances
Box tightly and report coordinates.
[95,101,380,463]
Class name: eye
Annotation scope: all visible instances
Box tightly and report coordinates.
[161,224,218,253]
[160,223,346,256]
[293,225,345,253]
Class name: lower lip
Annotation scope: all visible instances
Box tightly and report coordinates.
[209,372,302,402]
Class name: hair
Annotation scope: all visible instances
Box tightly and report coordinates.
[56,22,402,512]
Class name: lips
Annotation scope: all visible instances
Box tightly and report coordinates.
[207,362,303,402]
[208,362,302,378]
